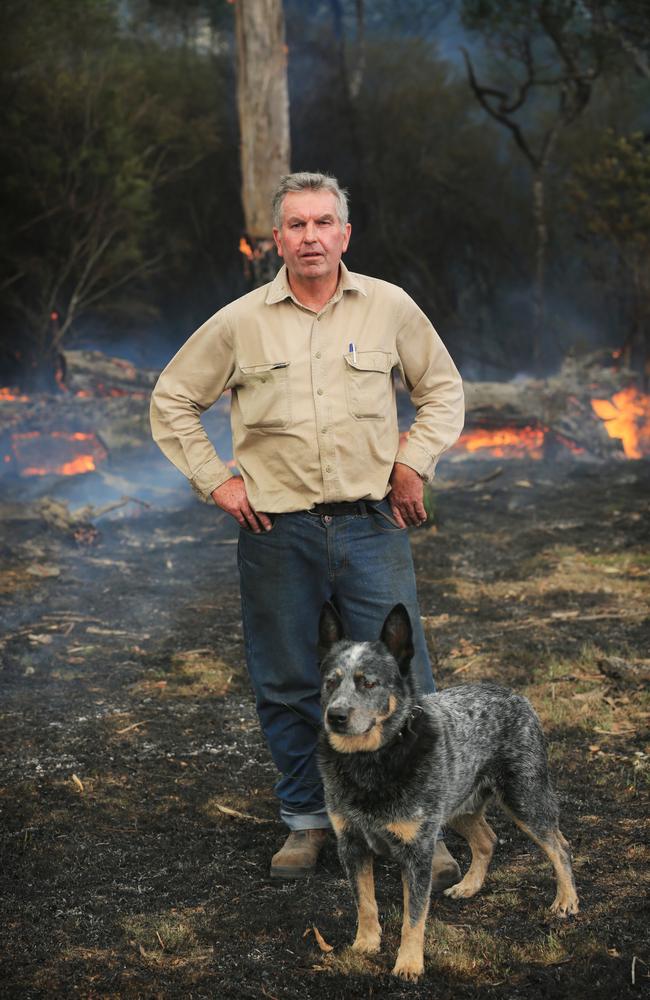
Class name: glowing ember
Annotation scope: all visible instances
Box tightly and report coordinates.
[73,382,145,398]
[0,386,30,401]
[455,426,545,459]
[591,387,650,459]
[9,431,108,477]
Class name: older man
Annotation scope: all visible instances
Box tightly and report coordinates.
[150,172,464,881]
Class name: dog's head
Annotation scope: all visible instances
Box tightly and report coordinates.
[318,602,416,753]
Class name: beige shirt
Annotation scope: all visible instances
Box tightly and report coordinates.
[150,263,464,513]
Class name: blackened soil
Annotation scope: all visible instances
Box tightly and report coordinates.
[0,459,648,999]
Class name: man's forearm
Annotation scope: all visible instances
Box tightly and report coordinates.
[149,309,236,502]
[150,381,233,502]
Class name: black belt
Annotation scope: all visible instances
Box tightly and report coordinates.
[309,500,367,516]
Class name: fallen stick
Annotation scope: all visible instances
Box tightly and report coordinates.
[214,803,270,824]
[116,721,150,734]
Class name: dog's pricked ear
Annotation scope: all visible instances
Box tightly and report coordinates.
[318,601,345,660]
[380,604,414,675]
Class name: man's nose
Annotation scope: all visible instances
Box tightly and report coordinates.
[303,221,317,241]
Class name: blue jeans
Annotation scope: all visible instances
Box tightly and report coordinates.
[237,497,435,830]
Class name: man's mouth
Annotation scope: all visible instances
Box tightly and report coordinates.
[301,252,323,259]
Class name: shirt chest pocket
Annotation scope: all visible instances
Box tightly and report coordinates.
[236,361,291,429]
[343,351,393,420]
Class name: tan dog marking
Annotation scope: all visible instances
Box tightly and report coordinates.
[392,875,429,981]
[385,818,423,844]
[444,810,497,899]
[351,859,382,954]
[328,725,384,753]
[327,695,398,753]
[506,813,579,916]
[329,812,347,837]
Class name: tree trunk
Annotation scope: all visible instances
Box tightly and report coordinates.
[234,0,291,287]
[531,168,547,367]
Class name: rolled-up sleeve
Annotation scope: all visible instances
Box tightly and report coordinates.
[150,311,235,502]
[394,294,464,481]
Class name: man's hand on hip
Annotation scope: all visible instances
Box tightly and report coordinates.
[389,463,427,528]
[211,477,272,533]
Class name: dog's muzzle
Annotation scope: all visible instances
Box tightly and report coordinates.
[326,706,350,731]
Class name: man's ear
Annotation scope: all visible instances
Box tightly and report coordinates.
[380,604,414,676]
[318,602,345,662]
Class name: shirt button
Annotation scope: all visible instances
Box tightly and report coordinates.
[317,388,324,396]
[325,465,332,472]
[315,352,321,359]
[321,427,328,433]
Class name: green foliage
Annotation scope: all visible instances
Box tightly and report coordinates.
[0,0,228,373]
[568,130,650,254]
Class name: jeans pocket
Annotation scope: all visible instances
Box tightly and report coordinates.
[241,512,278,535]
[368,499,404,531]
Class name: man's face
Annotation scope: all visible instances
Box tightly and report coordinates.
[273,189,351,283]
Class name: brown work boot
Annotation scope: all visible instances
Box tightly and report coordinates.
[431,840,461,892]
[270,829,329,879]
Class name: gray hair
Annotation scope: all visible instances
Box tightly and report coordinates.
[271,172,349,230]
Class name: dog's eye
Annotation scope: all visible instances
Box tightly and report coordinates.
[361,679,377,689]
[325,677,338,691]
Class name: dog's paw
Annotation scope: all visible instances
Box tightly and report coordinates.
[550,893,579,918]
[392,954,423,981]
[443,876,481,900]
[352,930,381,954]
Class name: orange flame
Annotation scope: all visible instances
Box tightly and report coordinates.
[10,431,108,477]
[455,426,545,459]
[239,237,254,260]
[591,387,650,459]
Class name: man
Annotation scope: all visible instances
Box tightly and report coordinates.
[150,172,464,881]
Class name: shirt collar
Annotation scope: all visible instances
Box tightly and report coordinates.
[264,261,367,307]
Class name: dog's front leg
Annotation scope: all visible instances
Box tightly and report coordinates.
[337,831,382,954]
[393,841,435,981]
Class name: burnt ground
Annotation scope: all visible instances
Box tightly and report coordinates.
[0,455,648,999]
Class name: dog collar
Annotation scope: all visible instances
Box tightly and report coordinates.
[396,705,423,741]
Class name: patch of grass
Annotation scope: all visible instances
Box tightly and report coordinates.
[527,680,615,734]
[583,550,650,573]
[316,944,383,977]
[542,642,605,679]
[132,648,235,699]
[522,643,650,743]
[0,564,39,594]
[424,918,514,979]
[203,789,276,823]
[442,542,649,606]
[511,929,568,966]
[121,908,201,956]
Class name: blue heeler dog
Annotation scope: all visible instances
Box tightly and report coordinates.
[317,602,579,981]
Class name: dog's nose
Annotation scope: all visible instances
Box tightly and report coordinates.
[327,707,349,728]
